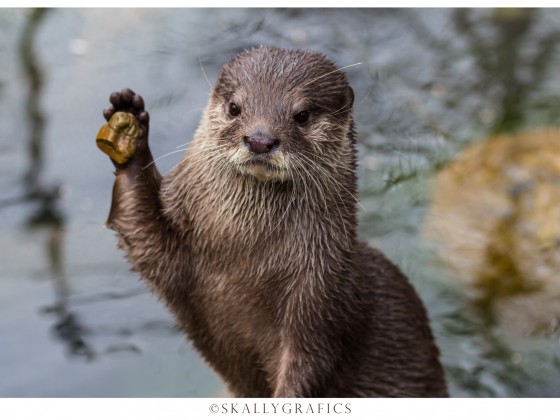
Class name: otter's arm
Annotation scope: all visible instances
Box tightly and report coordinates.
[273,281,348,398]
[97,89,185,289]
[274,324,340,397]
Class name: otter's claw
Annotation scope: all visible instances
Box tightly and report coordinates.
[97,88,151,167]
[103,88,149,124]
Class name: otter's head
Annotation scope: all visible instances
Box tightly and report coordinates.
[206,47,355,182]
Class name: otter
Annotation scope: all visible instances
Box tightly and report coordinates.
[96,47,448,397]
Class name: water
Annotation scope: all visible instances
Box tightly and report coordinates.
[2,8,560,397]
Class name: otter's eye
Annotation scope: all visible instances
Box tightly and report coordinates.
[294,110,310,125]
[229,103,241,117]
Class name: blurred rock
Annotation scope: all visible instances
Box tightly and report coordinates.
[426,128,560,336]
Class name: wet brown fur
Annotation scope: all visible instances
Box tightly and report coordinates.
[104,47,448,397]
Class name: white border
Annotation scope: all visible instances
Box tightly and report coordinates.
[0,398,556,420]
[1,2,554,8]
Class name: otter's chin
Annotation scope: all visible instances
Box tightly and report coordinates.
[231,149,290,182]
[239,161,287,182]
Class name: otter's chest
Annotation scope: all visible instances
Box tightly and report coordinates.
[172,173,319,323]
[187,240,288,372]
[186,180,305,269]
[185,195,308,342]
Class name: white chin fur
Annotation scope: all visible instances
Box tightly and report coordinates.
[231,149,289,182]
[242,164,285,182]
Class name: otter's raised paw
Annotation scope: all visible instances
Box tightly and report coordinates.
[96,88,150,166]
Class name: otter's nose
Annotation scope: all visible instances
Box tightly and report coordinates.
[243,134,280,154]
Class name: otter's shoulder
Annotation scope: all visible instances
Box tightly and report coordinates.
[357,240,432,326]
[357,241,409,286]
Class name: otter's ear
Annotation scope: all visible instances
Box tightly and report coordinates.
[346,86,354,108]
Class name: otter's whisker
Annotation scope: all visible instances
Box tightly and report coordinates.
[198,55,213,90]
[265,178,297,241]
[303,62,363,89]
[299,153,351,234]
[355,85,373,110]
[301,152,365,212]
[143,148,188,170]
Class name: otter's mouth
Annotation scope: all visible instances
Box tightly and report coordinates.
[238,157,286,182]
[230,147,289,182]
[243,159,276,177]
[242,159,277,171]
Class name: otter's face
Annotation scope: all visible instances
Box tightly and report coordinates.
[206,47,355,182]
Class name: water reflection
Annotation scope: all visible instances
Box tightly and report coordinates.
[11,9,152,362]
[17,8,96,360]
[453,9,560,132]
[17,8,62,222]
[20,8,48,191]
[40,227,98,360]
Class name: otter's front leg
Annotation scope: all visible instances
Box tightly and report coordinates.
[273,292,343,397]
[273,331,339,398]
[97,88,185,291]
[97,88,157,223]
